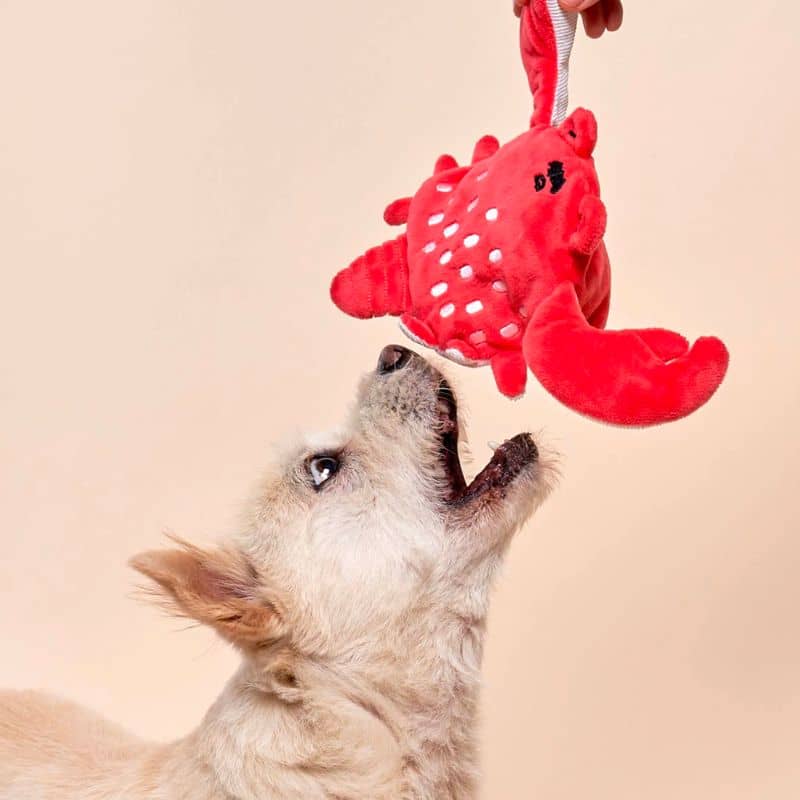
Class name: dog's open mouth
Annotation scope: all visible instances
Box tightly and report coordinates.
[436,380,538,504]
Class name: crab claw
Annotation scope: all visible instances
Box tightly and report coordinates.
[523,283,729,426]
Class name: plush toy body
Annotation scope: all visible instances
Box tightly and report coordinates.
[331,0,729,426]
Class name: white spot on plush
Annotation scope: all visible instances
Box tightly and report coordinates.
[428,212,445,226]
[445,347,469,365]
[464,234,480,248]
[444,223,460,238]
[476,171,489,181]
[469,330,487,346]
[430,282,448,298]
[492,280,507,292]
[500,323,520,338]
[460,265,474,279]
[423,242,436,254]
[440,303,455,318]
[519,306,529,318]
[489,249,503,264]
[466,300,484,314]
[467,198,479,212]
[485,207,499,221]
[436,183,454,193]
[440,250,453,265]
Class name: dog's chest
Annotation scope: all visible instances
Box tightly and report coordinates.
[395,621,485,799]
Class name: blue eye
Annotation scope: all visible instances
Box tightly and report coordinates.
[308,456,339,489]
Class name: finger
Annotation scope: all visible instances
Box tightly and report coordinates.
[605,0,623,32]
[581,3,606,38]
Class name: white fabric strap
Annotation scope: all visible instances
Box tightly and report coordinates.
[546,0,578,126]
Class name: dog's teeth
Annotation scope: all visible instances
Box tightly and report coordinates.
[488,440,500,451]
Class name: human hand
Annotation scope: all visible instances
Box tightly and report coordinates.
[513,0,623,38]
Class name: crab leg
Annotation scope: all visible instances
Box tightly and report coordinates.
[472,135,500,164]
[383,197,412,226]
[523,283,730,426]
[491,351,528,399]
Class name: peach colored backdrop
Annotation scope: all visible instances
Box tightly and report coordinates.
[1,1,798,797]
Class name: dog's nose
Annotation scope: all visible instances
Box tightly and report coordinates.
[377,344,413,374]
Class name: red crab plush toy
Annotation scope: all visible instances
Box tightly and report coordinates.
[331,0,729,426]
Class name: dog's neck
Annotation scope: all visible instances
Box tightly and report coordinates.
[369,605,488,799]
[161,606,488,800]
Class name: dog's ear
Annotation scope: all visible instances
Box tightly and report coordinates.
[130,538,284,648]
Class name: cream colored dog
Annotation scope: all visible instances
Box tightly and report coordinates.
[0,346,555,800]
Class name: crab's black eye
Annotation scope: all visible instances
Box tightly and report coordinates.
[308,455,340,489]
[548,161,566,194]
[534,174,547,192]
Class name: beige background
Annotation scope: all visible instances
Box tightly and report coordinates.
[1,1,799,797]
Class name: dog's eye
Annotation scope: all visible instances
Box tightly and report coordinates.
[308,455,339,489]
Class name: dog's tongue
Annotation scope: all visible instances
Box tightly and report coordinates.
[452,434,538,503]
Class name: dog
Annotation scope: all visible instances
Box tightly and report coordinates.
[0,345,556,799]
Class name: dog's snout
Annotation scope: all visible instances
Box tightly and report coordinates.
[377,345,413,374]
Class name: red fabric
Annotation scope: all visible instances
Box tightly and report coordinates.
[524,283,730,426]
[330,0,729,426]
[520,0,558,127]
[330,236,410,319]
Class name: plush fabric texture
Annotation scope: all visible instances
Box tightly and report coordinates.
[330,0,729,426]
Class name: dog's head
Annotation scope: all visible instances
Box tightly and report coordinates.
[132,347,556,682]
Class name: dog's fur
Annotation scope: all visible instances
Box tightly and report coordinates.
[0,348,555,799]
